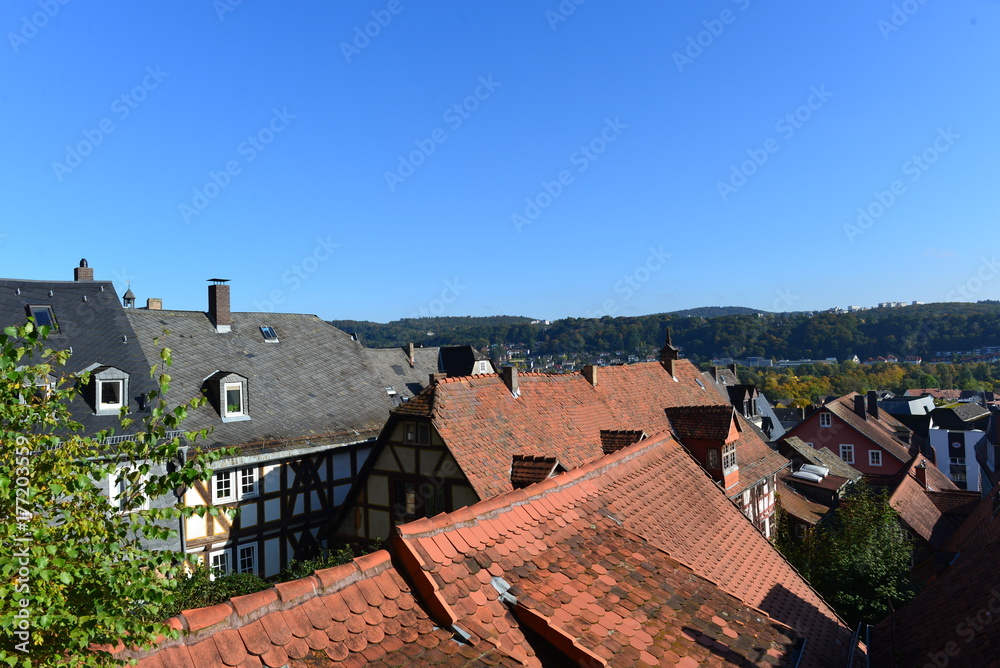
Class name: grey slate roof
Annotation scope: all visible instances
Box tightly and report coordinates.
[778,436,863,482]
[0,277,158,437]
[362,345,441,403]
[125,309,393,451]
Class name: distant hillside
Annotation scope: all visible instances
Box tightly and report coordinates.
[331,302,1000,363]
[668,306,769,318]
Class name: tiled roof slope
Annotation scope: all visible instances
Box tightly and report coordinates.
[122,550,524,668]
[888,455,968,549]
[509,455,561,488]
[126,310,392,450]
[128,432,856,667]
[776,473,829,526]
[942,482,1000,557]
[599,429,646,454]
[871,533,1000,665]
[665,405,736,440]
[362,345,440,401]
[727,422,790,496]
[822,393,915,463]
[0,277,159,437]
[390,360,752,499]
[396,431,853,667]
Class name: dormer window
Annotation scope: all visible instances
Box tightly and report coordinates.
[27,305,59,333]
[204,371,250,422]
[722,442,737,471]
[87,366,130,416]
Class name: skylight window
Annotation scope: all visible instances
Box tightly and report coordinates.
[27,305,58,332]
[260,326,279,343]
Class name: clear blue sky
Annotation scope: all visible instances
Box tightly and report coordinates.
[3,1,998,322]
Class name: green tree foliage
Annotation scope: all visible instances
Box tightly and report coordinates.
[776,484,914,628]
[0,323,226,667]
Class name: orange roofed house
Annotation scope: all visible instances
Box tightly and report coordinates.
[333,335,791,543]
[124,431,863,667]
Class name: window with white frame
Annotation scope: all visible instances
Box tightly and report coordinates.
[109,466,150,513]
[209,549,230,578]
[869,450,882,467]
[237,544,257,574]
[224,383,244,417]
[99,380,123,411]
[478,361,488,373]
[840,444,855,464]
[722,443,737,470]
[239,467,259,498]
[820,412,832,428]
[213,470,235,503]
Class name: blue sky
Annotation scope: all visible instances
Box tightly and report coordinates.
[2,1,998,322]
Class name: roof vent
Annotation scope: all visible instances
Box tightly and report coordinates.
[82,295,88,302]
[48,290,54,297]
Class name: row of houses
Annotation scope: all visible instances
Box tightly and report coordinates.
[12,261,1000,665]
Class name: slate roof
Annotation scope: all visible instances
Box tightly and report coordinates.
[931,402,992,430]
[128,432,858,667]
[438,345,490,377]
[810,393,916,464]
[0,276,159,437]
[362,345,441,402]
[125,309,392,450]
[778,437,863,482]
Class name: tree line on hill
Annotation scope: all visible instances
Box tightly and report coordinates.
[331,301,1000,363]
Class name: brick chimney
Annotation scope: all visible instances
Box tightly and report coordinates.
[854,395,867,420]
[867,390,880,420]
[146,298,162,310]
[428,372,447,386]
[660,328,679,377]
[711,366,719,381]
[74,258,93,281]
[406,343,415,367]
[914,460,928,489]
[728,363,738,378]
[208,279,231,333]
[501,366,520,397]
[583,364,597,387]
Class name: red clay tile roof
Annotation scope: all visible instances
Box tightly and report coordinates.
[871,513,1000,665]
[777,472,831,526]
[942,483,1000,557]
[510,455,562,489]
[888,455,967,549]
[120,550,525,668]
[599,429,646,454]
[387,360,787,501]
[395,431,853,667]
[129,431,858,668]
[726,418,790,496]
[665,405,737,440]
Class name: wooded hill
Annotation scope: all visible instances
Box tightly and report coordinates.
[331,301,1000,363]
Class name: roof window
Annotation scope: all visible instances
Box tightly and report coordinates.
[260,326,279,343]
[27,305,59,332]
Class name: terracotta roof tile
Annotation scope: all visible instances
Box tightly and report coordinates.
[665,405,736,440]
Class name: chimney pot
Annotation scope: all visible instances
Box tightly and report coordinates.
[74,258,94,282]
[854,395,867,420]
[501,366,520,397]
[583,364,597,387]
[208,280,231,333]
